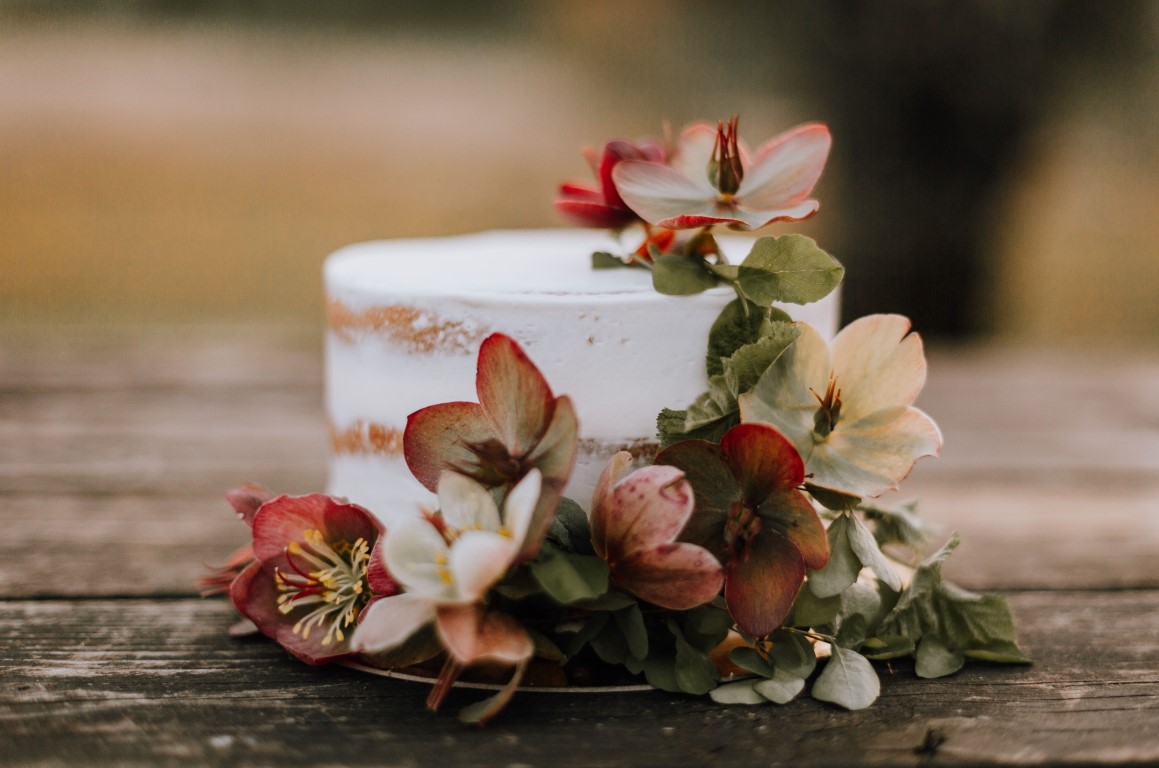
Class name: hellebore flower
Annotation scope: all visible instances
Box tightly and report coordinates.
[198,483,273,598]
[229,493,389,665]
[654,423,829,637]
[352,470,542,722]
[612,117,831,231]
[590,452,723,610]
[405,333,578,560]
[738,314,943,499]
[555,138,667,230]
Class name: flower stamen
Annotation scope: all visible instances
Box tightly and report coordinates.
[275,530,371,646]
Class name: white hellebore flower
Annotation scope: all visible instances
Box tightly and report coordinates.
[351,469,540,662]
[738,314,942,499]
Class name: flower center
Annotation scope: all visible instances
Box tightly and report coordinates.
[708,115,744,197]
[723,501,762,557]
[811,375,843,440]
[456,438,529,487]
[275,530,371,647]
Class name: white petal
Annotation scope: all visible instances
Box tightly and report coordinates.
[448,530,519,602]
[382,518,455,599]
[350,594,437,654]
[671,122,719,183]
[831,315,928,422]
[808,406,943,497]
[437,470,501,532]
[737,123,831,209]
[612,161,717,225]
[738,322,832,461]
[502,469,541,549]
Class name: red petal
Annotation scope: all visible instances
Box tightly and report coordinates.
[720,423,805,503]
[404,401,493,492]
[365,536,400,597]
[725,529,805,637]
[519,395,579,560]
[614,542,723,610]
[251,494,381,565]
[476,334,555,458]
[757,490,830,571]
[435,605,534,666]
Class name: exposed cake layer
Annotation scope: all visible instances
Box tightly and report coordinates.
[324,229,839,523]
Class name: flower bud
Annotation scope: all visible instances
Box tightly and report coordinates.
[707,116,744,196]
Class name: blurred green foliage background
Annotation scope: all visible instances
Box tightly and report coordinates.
[2,1,1157,341]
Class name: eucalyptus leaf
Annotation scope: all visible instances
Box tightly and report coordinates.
[614,604,649,661]
[807,485,861,512]
[652,254,718,296]
[547,497,595,555]
[860,499,938,550]
[640,654,681,693]
[529,547,610,605]
[736,235,845,306]
[808,514,861,598]
[681,604,734,652]
[915,635,965,678]
[789,588,841,628]
[560,612,609,658]
[769,630,817,679]
[847,514,902,592]
[753,669,807,705]
[670,619,719,695]
[710,679,768,705]
[835,613,869,649]
[861,635,916,660]
[572,589,638,612]
[591,618,629,665]
[729,646,775,678]
[811,646,880,711]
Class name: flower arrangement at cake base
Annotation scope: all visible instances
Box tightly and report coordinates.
[205,117,1029,725]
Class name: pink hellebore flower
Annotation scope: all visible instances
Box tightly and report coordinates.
[738,314,943,499]
[352,470,542,723]
[612,116,831,231]
[229,493,391,665]
[655,423,829,638]
[590,452,723,610]
[555,139,667,230]
[198,483,273,598]
[405,333,578,561]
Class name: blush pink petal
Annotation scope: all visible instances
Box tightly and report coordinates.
[476,334,556,457]
[612,161,718,223]
[614,542,724,610]
[602,465,695,561]
[226,483,274,528]
[738,123,832,209]
[436,604,534,666]
[404,401,494,492]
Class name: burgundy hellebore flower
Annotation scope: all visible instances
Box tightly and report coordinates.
[555,139,667,230]
[654,423,829,637]
[404,333,578,561]
[590,452,723,610]
[199,483,273,598]
[612,117,832,231]
[229,493,394,665]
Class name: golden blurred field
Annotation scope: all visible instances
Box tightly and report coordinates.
[2,8,1157,340]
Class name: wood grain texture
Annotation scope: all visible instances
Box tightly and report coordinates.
[2,593,1156,767]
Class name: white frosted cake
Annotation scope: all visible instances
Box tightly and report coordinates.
[324,229,839,524]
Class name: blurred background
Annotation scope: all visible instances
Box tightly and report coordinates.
[2,0,1157,342]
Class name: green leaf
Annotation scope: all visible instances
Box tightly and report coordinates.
[547,496,595,555]
[788,588,840,628]
[591,618,630,665]
[860,635,916,660]
[652,254,718,295]
[860,500,938,550]
[614,604,649,661]
[529,546,610,604]
[729,646,775,678]
[681,603,734,652]
[684,373,738,431]
[811,646,880,711]
[591,251,630,269]
[656,407,735,448]
[806,485,861,512]
[639,655,681,692]
[560,612,609,658]
[723,325,800,396]
[878,534,1031,666]
[736,235,845,306]
[808,513,862,598]
[847,514,902,592]
[669,619,718,695]
[528,628,566,662]
[710,679,768,705]
[753,669,807,705]
[769,630,817,679]
[705,298,792,377]
[572,589,638,612]
[915,635,965,678]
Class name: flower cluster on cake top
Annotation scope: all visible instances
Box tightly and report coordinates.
[205,117,1028,725]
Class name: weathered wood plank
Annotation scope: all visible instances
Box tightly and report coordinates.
[2,592,1156,767]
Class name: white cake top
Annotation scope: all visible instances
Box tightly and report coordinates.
[325,229,757,302]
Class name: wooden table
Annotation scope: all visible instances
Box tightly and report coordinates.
[3,326,1157,766]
